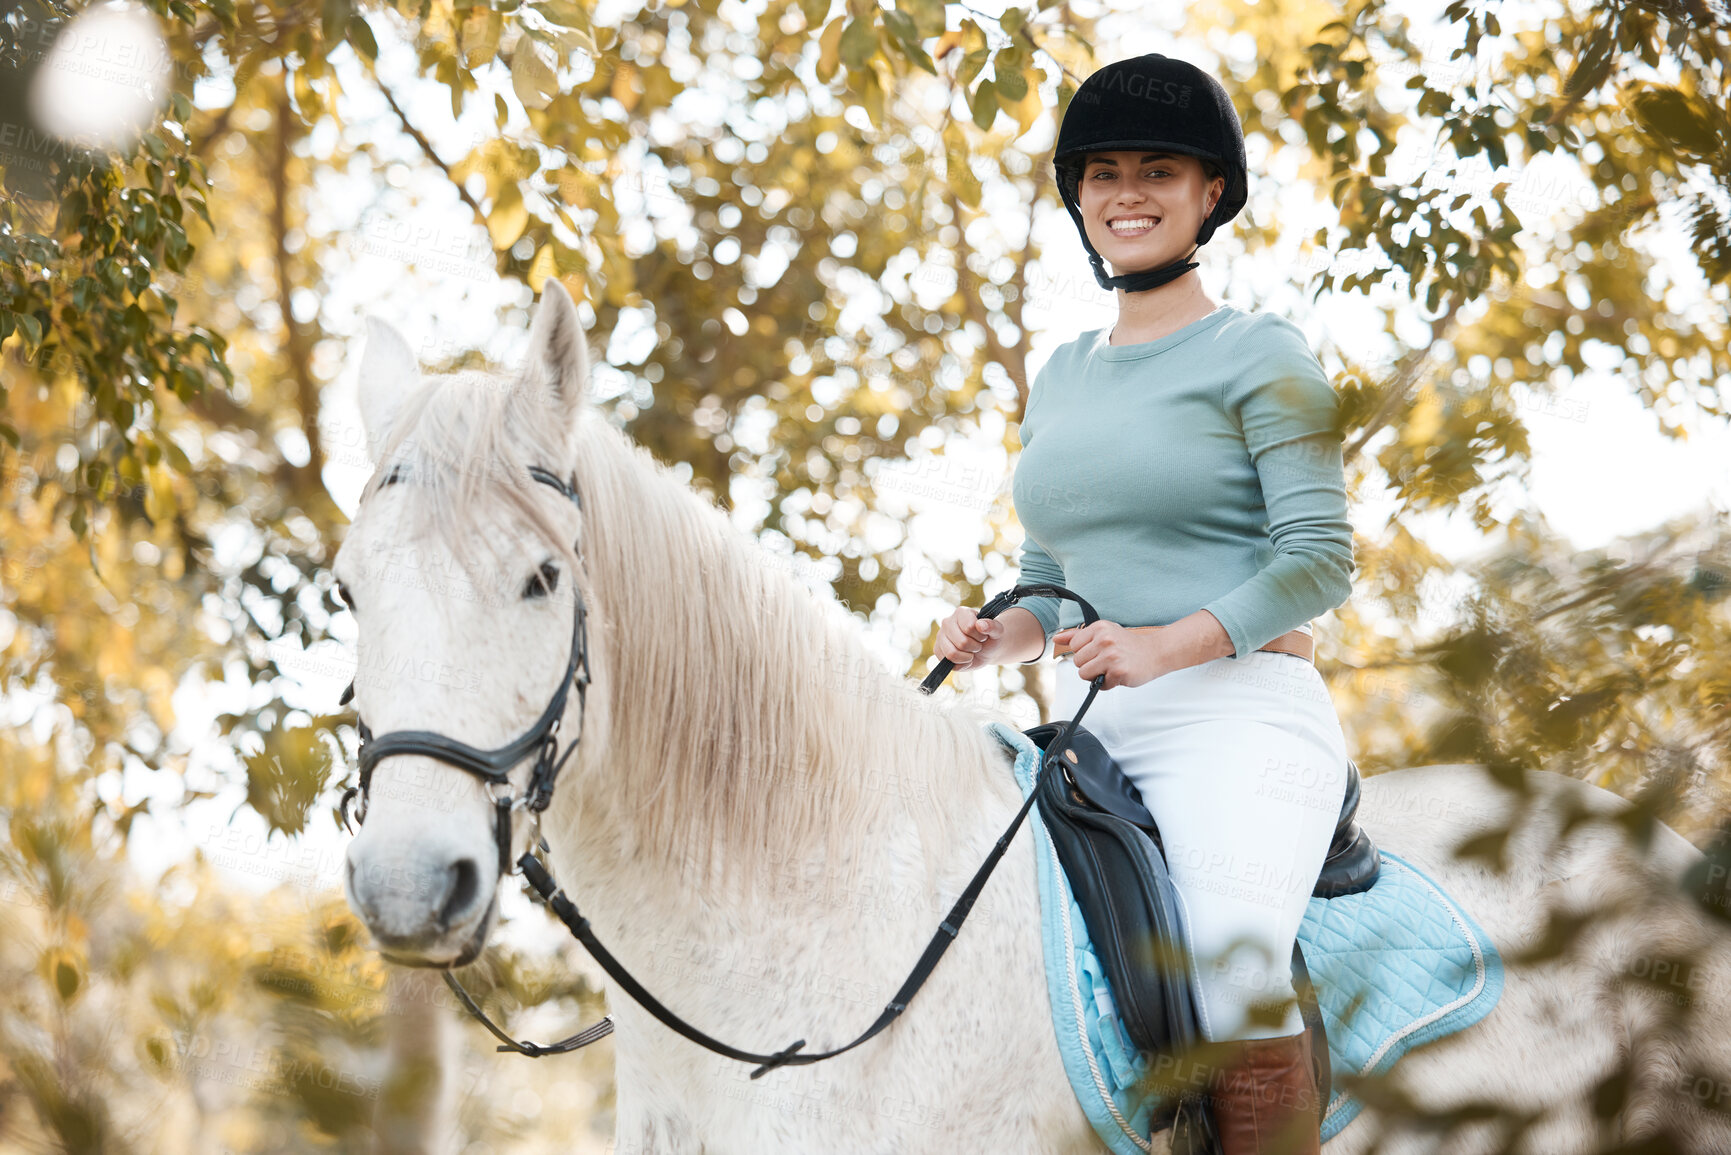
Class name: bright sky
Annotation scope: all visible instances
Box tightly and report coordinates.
[48,0,1725,929]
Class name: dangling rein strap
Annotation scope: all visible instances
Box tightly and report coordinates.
[449,582,1103,1078]
[508,671,1100,1079]
[441,970,615,1056]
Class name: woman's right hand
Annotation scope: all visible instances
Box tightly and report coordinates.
[935,606,1008,670]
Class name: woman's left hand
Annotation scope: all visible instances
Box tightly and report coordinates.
[1054,620,1171,690]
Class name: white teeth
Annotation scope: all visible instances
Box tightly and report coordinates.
[1109,218,1157,232]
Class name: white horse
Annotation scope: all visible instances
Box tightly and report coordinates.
[337,281,1731,1154]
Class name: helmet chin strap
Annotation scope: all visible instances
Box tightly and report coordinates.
[1087,242,1202,294]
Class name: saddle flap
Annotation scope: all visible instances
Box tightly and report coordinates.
[1031,741,1202,1057]
[1022,722,1157,833]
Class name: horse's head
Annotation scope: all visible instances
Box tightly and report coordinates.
[336,280,595,967]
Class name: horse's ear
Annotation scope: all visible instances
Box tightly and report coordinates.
[522,278,589,427]
[357,316,422,465]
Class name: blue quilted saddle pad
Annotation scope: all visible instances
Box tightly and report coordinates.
[986,722,1505,1152]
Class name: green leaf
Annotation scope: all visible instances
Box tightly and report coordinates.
[800,0,829,25]
[16,313,42,351]
[971,79,998,130]
[897,0,945,38]
[1055,76,1075,122]
[1563,24,1615,98]
[346,13,378,58]
[1628,85,1718,156]
[322,0,352,45]
[995,58,1028,101]
[958,46,989,87]
[840,15,878,70]
[882,10,934,73]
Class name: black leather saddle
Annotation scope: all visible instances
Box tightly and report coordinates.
[1022,719,1379,1136]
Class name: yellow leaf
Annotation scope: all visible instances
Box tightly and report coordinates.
[459,9,502,67]
[1005,69,1044,139]
[944,120,980,209]
[817,17,844,83]
[611,61,640,110]
[1404,389,1443,446]
[528,243,557,291]
[143,463,174,524]
[858,64,886,129]
[488,183,529,250]
[512,41,558,109]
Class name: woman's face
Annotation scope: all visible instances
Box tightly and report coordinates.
[1077,150,1224,279]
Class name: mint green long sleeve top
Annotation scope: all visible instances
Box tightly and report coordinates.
[1010,305,1355,661]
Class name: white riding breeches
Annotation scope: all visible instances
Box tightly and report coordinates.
[1052,643,1351,1042]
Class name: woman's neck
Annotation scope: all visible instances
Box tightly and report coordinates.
[1107,269,1218,345]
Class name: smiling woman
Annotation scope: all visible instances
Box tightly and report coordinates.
[1077,151,1225,274]
[933,53,1348,1155]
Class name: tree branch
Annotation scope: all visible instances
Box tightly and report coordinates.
[372,71,489,226]
[271,72,326,500]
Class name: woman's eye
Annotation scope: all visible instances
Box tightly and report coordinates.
[523,561,560,600]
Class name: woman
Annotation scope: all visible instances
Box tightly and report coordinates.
[935,53,1355,1155]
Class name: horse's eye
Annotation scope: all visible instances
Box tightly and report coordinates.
[335,580,354,609]
[524,561,560,600]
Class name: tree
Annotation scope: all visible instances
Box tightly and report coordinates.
[3,0,1729,1145]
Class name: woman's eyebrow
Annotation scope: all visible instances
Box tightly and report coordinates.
[1088,153,1179,166]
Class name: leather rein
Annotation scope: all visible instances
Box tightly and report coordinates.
[340,466,1102,1076]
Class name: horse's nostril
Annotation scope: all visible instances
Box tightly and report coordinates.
[440,858,481,927]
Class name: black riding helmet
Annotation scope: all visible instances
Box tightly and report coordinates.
[1053,54,1248,293]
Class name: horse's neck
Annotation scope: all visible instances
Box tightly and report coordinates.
[547,433,1016,1052]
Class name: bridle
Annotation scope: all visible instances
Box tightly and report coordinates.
[339,462,609,1054]
[337,462,1105,1073]
[339,465,591,882]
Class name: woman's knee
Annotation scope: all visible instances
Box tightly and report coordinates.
[1193,933,1305,1041]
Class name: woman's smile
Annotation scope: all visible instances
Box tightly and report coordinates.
[1078,150,1223,277]
[1107,214,1162,237]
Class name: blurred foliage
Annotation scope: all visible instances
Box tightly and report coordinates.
[2,0,1730,1147]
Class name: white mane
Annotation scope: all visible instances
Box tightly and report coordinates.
[365,360,1013,897]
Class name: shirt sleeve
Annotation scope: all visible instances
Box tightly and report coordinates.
[1201,319,1356,660]
[1011,367,1064,661]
